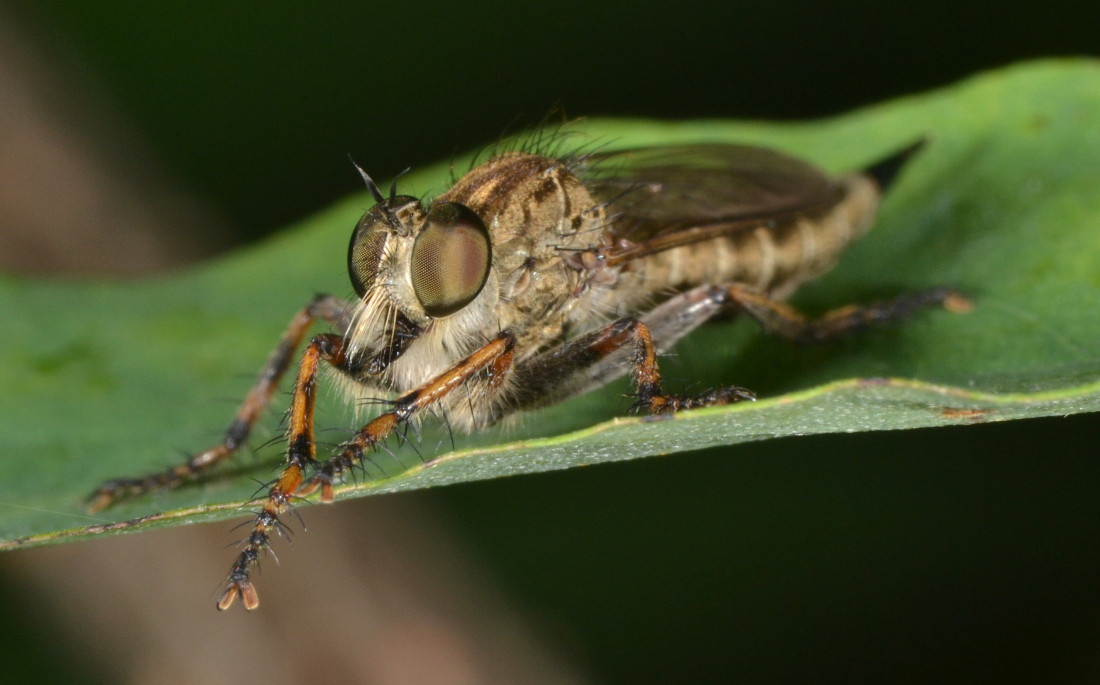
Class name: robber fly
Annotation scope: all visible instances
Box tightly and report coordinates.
[89,134,964,610]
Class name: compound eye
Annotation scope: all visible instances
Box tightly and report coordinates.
[411,202,492,317]
[347,209,390,298]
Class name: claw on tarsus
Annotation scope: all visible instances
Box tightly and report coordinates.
[218,579,259,611]
[216,510,278,611]
[217,543,263,611]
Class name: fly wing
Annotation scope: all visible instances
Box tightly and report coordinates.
[581,144,845,264]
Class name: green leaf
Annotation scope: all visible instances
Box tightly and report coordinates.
[2,59,1098,548]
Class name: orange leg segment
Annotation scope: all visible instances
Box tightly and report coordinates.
[87,295,350,513]
[217,330,516,611]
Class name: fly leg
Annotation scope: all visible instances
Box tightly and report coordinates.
[515,311,755,415]
[216,330,349,611]
[616,317,757,413]
[724,285,970,343]
[87,294,352,513]
[217,330,516,611]
[511,283,967,415]
[300,330,516,502]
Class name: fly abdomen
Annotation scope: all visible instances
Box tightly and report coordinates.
[638,173,881,299]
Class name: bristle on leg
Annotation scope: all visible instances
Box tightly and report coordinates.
[215,472,300,611]
[213,332,515,611]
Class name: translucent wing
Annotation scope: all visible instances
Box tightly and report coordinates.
[581,144,845,264]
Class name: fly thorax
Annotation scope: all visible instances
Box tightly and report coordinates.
[441,153,602,347]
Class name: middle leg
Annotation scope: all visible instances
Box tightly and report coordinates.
[514,306,756,415]
[510,281,966,413]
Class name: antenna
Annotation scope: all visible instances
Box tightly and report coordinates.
[348,154,385,205]
[390,167,411,202]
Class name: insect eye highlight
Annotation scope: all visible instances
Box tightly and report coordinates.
[411,202,492,318]
[347,210,391,298]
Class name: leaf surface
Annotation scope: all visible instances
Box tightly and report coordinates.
[1,60,1098,548]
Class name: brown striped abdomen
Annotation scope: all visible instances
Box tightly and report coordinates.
[638,174,881,299]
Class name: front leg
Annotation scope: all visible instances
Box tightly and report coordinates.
[216,331,348,611]
[300,331,517,501]
[217,330,516,611]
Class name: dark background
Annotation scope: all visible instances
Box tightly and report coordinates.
[1,2,1099,683]
[8,1,1097,249]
